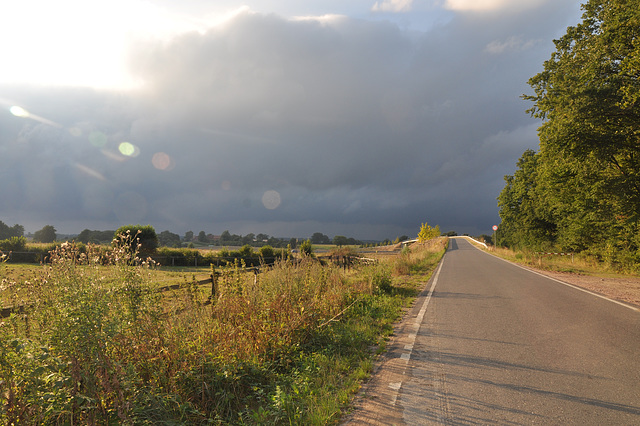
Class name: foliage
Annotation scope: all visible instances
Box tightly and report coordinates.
[310,232,331,244]
[33,225,56,243]
[114,224,159,255]
[417,222,440,242]
[501,0,640,267]
[299,239,314,257]
[77,229,116,244]
[0,221,24,240]
[158,230,182,247]
[0,230,446,424]
[0,237,27,252]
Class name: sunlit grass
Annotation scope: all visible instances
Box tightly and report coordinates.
[488,245,640,277]
[0,237,446,424]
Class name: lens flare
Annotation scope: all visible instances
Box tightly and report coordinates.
[118,141,140,157]
[89,131,108,147]
[262,190,281,210]
[9,106,29,117]
[152,152,174,170]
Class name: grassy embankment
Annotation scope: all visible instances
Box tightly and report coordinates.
[480,242,640,278]
[0,237,446,424]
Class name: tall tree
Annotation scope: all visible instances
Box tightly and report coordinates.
[158,230,181,247]
[497,150,556,250]
[0,221,24,240]
[33,225,57,243]
[525,0,640,221]
[517,0,640,261]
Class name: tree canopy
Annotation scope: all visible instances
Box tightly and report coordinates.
[33,225,57,243]
[500,0,640,265]
[0,221,24,240]
[114,225,159,255]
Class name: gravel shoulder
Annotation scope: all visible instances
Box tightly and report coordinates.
[522,266,640,309]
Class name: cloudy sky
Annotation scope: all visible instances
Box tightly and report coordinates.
[0,0,583,240]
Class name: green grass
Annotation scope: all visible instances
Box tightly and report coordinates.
[489,246,640,279]
[0,237,446,424]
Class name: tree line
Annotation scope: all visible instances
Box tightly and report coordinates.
[498,0,640,267]
[0,221,377,252]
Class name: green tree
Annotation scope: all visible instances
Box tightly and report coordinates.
[114,225,158,255]
[0,221,24,240]
[520,0,640,261]
[288,238,297,249]
[184,230,194,242]
[417,222,440,242]
[158,230,181,247]
[198,231,208,243]
[310,232,330,244]
[33,225,57,243]
[333,235,349,247]
[497,150,556,250]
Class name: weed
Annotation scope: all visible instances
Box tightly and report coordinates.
[0,235,446,424]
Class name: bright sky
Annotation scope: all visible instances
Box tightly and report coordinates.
[0,0,548,89]
[0,0,583,239]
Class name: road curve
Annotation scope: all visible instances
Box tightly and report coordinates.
[345,237,640,425]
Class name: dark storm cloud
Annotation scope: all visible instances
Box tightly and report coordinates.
[0,2,582,239]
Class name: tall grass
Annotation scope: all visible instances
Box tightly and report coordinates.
[0,236,446,424]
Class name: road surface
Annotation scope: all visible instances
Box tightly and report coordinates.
[345,237,640,424]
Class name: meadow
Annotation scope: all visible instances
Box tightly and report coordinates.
[0,236,447,424]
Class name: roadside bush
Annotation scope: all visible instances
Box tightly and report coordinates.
[0,236,27,252]
[114,224,158,255]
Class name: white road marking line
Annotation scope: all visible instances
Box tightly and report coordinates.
[470,242,640,313]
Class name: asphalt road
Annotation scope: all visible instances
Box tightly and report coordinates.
[346,237,640,425]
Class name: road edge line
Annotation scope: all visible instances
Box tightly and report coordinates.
[464,240,640,313]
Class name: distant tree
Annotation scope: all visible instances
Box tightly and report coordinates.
[398,235,409,242]
[267,237,282,247]
[242,233,255,245]
[333,235,349,247]
[184,230,194,242]
[77,229,92,244]
[33,225,57,243]
[256,233,269,242]
[77,229,115,244]
[114,225,158,255]
[289,238,297,249]
[198,231,208,243]
[310,232,330,244]
[219,230,231,243]
[0,221,24,240]
[158,230,181,247]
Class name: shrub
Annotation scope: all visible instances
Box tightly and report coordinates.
[0,236,27,252]
[114,224,158,255]
[299,239,314,257]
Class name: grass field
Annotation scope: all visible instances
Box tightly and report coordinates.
[0,237,447,424]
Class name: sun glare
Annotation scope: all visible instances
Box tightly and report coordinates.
[9,106,29,117]
[0,0,209,89]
